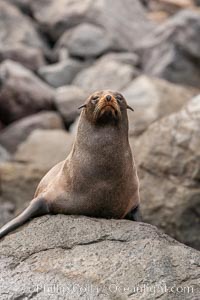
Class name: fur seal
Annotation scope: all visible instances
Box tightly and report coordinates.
[0,90,141,239]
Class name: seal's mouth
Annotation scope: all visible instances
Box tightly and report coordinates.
[94,99,121,121]
[101,104,116,110]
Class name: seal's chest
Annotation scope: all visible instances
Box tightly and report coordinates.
[79,180,130,218]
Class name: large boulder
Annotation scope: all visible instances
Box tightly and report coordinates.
[0,45,45,71]
[123,75,199,136]
[0,112,65,153]
[0,1,46,69]
[0,129,74,208]
[132,95,200,250]
[30,0,154,50]
[0,162,45,210]
[14,129,74,170]
[0,215,199,299]
[56,23,116,58]
[54,85,88,126]
[73,58,138,92]
[38,58,85,88]
[138,10,200,87]
[0,60,55,125]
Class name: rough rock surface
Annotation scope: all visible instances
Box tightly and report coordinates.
[139,10,200,87]
[0,215,199,300]
[0,130,74,208]
[73,59,138,92]
[132,95,200,250]
[0,112,65,153]
[30,0,154,50]
[38,58,85,88]
[0,0,199,273]
[0,60,54,125]
[123,75,199,136]
[54,86,88,126]
[56,23,116,58]
[0,1,46,67]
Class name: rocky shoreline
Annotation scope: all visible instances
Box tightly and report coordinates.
[0,1,200,298]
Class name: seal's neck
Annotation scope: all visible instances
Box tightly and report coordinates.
[68,111,132,180]
[75,110,129,149]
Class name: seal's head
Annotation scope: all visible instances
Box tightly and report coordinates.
[79,90,133,124]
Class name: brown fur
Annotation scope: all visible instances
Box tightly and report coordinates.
[0,90,140,239]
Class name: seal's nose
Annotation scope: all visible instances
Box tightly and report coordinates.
[106,95,111,102]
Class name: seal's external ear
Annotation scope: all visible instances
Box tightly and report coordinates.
[127,105,134,112]
[78,104,87,109]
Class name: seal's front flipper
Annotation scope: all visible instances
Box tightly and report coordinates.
[125,206,142,222]
[0,197,49,239]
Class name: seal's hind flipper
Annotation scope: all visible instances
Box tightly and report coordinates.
[0,197,49,239]
[124,206,142,222]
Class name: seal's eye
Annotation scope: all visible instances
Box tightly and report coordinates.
[116,94,123,102]
[91,96,99,104]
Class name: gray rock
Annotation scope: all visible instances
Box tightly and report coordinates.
[0,112,65,153]
[69,117,79,135]
[0,145,11,162]
[0,1,46,67]
[54,86,88,126]
[14,129,74,169]
[132,95,200,250]
[0,202,15,228]
[30,0,154,51]
[0,162,46,210]
[100,51,139,66]
[145,0,194,15]
[56,23,116,58]
[0,215,199,300]
[73,59,138,92]
[139,10,200,87]
[57,48,70,62]
[0,60,54,125]
[8,0,32,13]
[123,75,199,136]
[0,129,74,208]
[38,58,85,88]
[0,45,45,71]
